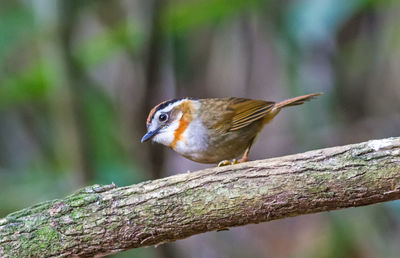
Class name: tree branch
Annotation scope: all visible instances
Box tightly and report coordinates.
[1,137,400,257]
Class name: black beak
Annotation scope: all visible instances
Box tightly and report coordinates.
[141,127,161,143]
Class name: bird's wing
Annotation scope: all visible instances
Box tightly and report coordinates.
[200,98,275,133]
[228,98,275,131]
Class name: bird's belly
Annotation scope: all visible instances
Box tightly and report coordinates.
[172,118,263,164]
[203,133,250,163]
[174,131,251,163]
[172,118,210,162]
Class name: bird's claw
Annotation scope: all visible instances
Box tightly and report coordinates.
[217,159,239,167]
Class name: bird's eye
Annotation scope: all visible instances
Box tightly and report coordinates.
[158,114,168,122]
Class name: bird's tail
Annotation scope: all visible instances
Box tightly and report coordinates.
[274,92,322,109]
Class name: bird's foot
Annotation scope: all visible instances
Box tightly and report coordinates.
[238,156,248,163]
[217,159,239,167]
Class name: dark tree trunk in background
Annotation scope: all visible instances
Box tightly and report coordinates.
[58,1,95,184]
[140,1,175,258]
[142,0,168,180]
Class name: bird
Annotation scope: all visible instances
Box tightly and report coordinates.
[141,93,322,166]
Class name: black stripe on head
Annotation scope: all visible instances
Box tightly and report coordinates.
[146,98,189,127]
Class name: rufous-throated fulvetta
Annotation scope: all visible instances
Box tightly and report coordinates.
[141,93,322,166]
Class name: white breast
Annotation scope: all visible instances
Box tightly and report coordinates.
[174,114,209,159]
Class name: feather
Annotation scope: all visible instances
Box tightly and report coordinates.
[273,93,322,109]
[228,98,274,131]
[199,93,322,133]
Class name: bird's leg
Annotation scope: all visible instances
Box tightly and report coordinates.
[238,147,250,163]
[218,138,255,167]
[238,137,255,163]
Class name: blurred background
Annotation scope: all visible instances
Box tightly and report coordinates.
[1,0,400,257]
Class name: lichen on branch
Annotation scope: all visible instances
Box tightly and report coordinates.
[1,137,400,257]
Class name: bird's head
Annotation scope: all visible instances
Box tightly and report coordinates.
[141,98,195,147]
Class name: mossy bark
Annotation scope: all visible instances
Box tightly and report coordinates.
[1,137,400,257]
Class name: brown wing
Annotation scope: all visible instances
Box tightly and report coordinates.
[199,98,275,133]
[228,98,275,131]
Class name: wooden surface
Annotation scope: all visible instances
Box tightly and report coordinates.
[1,137,399,257]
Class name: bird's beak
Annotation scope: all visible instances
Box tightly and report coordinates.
[141,127,161,143]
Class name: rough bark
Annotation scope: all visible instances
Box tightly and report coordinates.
[1,137,400,257]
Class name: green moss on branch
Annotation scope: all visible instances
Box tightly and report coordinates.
[1,137,400,257]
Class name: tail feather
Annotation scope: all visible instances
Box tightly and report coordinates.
[274,93,322,109]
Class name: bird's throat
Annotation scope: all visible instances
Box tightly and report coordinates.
[170,117,189,150]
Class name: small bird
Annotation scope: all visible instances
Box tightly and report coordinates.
[141,93,322,166]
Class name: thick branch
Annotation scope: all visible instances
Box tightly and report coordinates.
[1,137,400,257]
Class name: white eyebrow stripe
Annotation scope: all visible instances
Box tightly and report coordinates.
[148,99,187,132]
[158,99,187,113]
